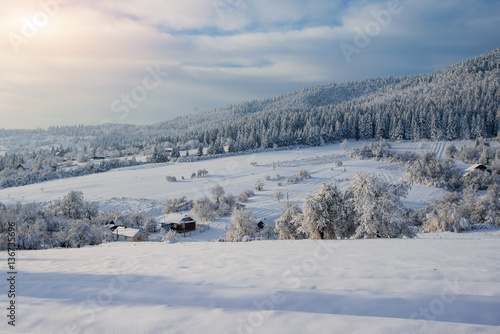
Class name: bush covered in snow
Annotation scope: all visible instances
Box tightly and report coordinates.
[420,185,500,232]
[163,196,194,214]
[237,189,255,203]
[161,229,179,243]
[226,208,275,242]
[447,139,500,167]
[276,174,414,240]
[352,142,463,191]
[463,170,497,191]
[286,170,311,185]
[192,185,237,221]
[226,208,258,242]
[405,151,463,190]
[165,176,177,182]
[274,201,305,240]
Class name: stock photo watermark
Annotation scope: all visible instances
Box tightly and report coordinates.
[213,0,248,22]
[7,0,67,53]
[6,222,17,327]
[408,278,462,333]
[63,270,137,334]
[340,0,403,64]
[103,65,169,124]
[234,241,339,334]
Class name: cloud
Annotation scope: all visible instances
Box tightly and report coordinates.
[0,0,499,129]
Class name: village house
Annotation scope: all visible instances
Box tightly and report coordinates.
[114,227,149,242]
[17,164,56,172]
[464,164,491,177]
[161,215,197,232]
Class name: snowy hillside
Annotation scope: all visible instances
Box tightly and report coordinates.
[0,141,464,242]
[1,141,500,333]
[3,231,500,333]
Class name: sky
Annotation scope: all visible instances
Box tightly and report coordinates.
[1,0,499,129]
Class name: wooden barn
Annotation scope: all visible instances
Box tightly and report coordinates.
[161,216,197,232]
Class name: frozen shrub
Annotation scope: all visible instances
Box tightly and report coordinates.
[165,176,177,182]
[211,184,225,203]
[350,141,391,160]
[226,208,258,242]
[192,196,219,221]
[297,170,311,179]
[218,193,236,217]
[334,160,343,167]
[161,229,179,243]
[405,151,462,190]
[286,175,300,185]
[274,201,305,240]
[255,179,264,191]
[421,193,472,233]
[56,219,104,248]
[463,170,496,191]
[196,169,209,177]
[163,196,194,214]
[445,144,458,158]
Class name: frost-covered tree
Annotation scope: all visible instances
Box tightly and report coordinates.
[274,201,304,240]
[211,184,225,204]
[226,208,258,242]
[49,191,98,220]
[56,219,103,248]
[192,196,219,221]
[274,191,284,202]
[298,183,355,240]
[163,196,194,214]
[348,173,414,239]
[161,229,179,243]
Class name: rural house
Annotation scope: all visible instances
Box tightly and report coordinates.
[161,215,197,232]
[114,227,149,242]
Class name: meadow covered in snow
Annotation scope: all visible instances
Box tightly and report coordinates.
[1,141,500,333]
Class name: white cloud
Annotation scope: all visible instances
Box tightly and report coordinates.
[0,0,499,129]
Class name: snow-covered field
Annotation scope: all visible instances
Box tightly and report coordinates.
[0,141,460,241]
[1,140,500,333]
[2,231,500,333]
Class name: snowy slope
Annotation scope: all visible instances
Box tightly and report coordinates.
[0,141,456,242]
[2,231,500,334]
[1,140,499,333]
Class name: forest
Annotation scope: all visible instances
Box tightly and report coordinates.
[1,50,499,188]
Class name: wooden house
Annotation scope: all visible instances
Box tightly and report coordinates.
[161,216,197,232]
[115,227,149,242]
[464,164,491,177]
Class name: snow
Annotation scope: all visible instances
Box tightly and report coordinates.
[2,232,500,333]
[1,140,499,333]
[0,141,452,242]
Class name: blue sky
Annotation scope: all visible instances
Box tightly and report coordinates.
[1,0,500,129]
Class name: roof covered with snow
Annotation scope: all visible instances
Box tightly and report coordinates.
[115,227,149,238]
